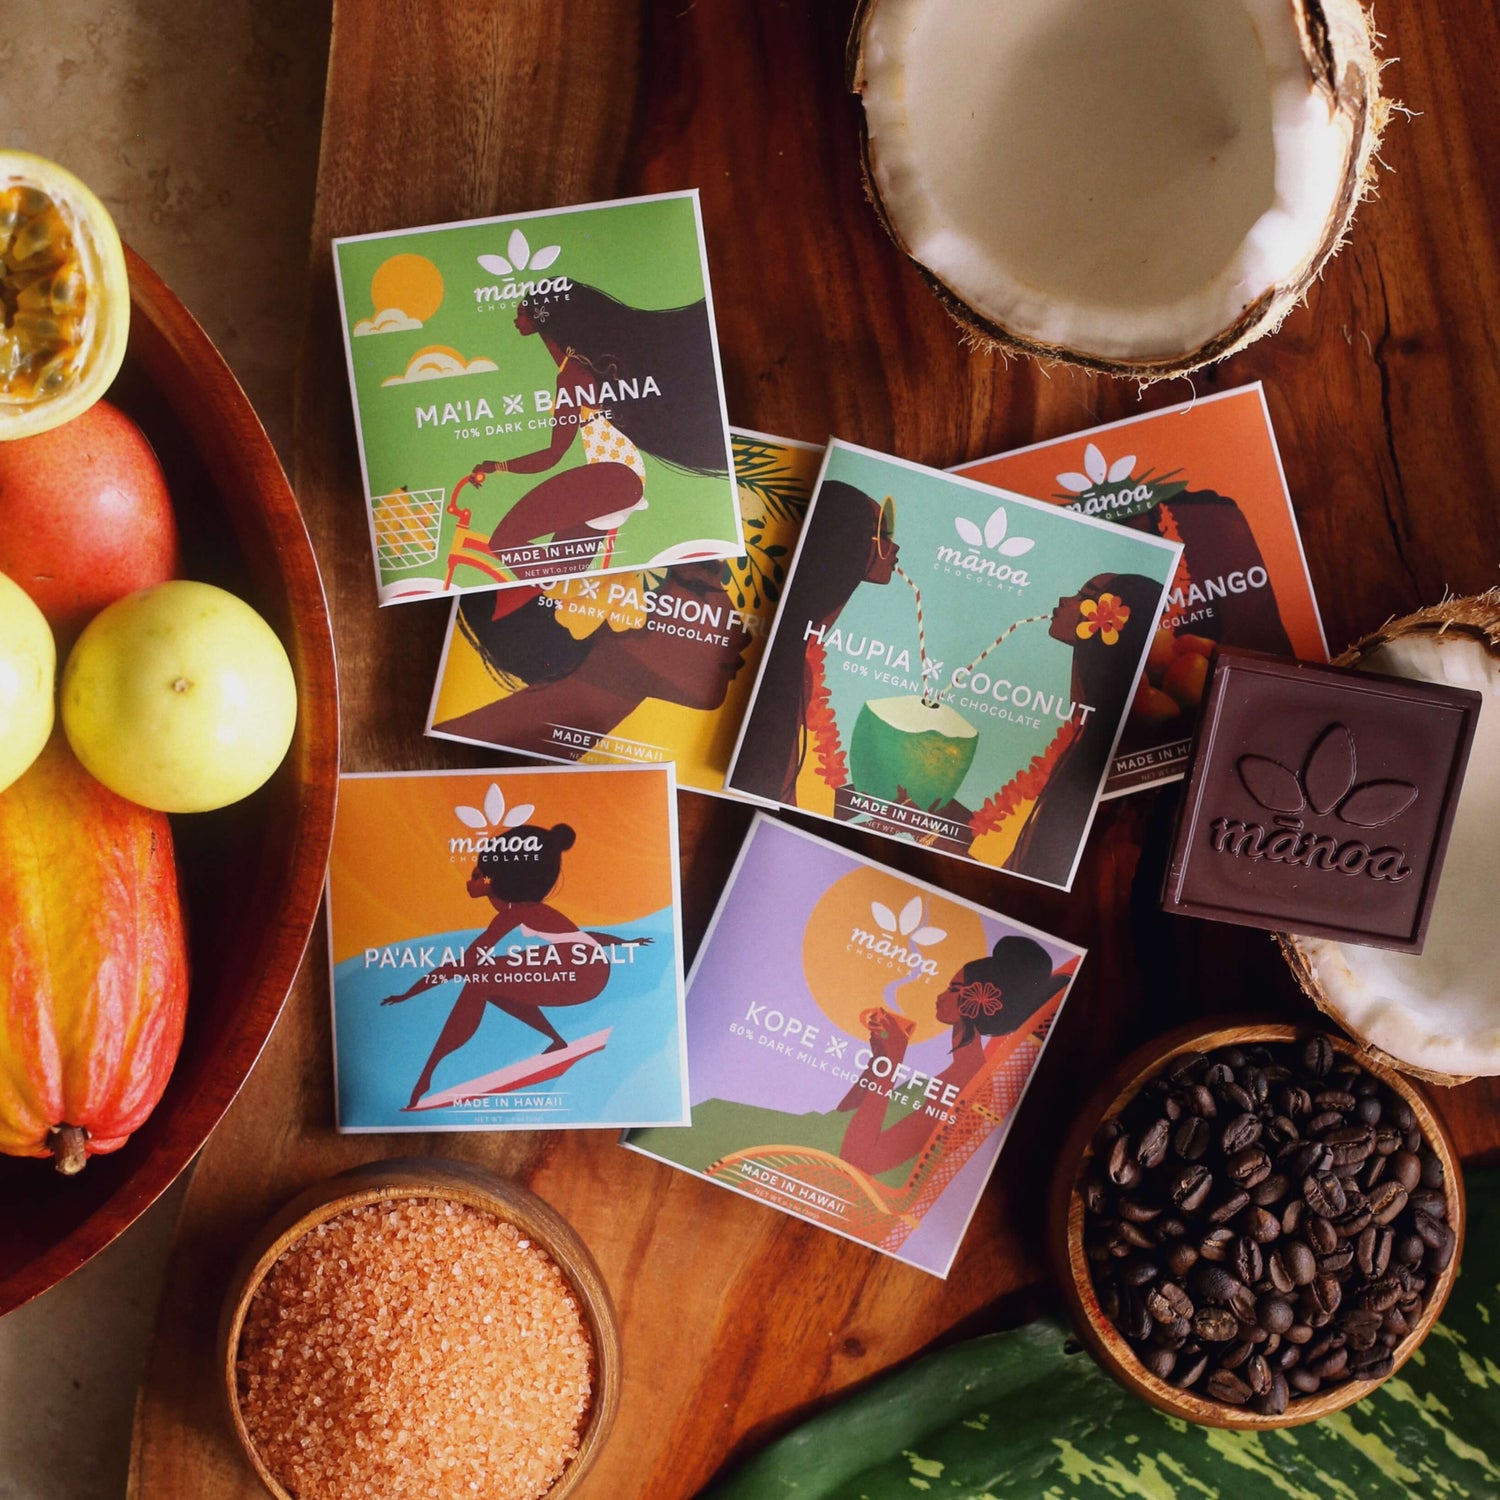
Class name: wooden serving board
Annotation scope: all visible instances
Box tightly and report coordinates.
[131,1,1500,1495]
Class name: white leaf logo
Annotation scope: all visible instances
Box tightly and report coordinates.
[1084,443,1108,486]
[954,516,983,548]
[455,805,488,830]
[484,783,506,827]
[478,254,514,276]
[503,803,535,828]
[529,244,561,270]
[898,896,923,935]
[983,506,1009,550]
[1000,536,1034,557]
[912,926,947,946]
[508,228,531,269]
[871,902,897,933]
[1107,454,1136,483]
[1057,471,1093,494]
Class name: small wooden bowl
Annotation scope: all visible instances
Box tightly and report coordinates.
[219,1159,621,1500]
[0,247,337,1314]
[1047,1019,1464,1429]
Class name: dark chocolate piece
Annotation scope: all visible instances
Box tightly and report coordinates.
[1162,649,1481,953]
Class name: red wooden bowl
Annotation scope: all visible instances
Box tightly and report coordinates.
[0,247,339,1314]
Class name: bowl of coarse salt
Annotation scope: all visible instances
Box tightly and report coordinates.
[218,1159,620,1500]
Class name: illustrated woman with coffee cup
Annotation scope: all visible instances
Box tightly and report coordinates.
[835,935,1063,1175]
[379,821,652,1110]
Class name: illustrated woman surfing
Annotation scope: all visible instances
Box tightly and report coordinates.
[379,820,651,1110]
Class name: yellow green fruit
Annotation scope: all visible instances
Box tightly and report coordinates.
[0,569,55,792]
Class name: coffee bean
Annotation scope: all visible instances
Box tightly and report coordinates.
[1248,1176,1284,1212]
[1124,1289,1153,1340]
[1350,1351,1395,1381]
[1208,1190,1252,1224]
[1119,1197,1163,1224]
[1199,1227,1236,1263]
[1233,1236,1264,1285]
[1359,1277,1402,1313]
[1183,1084,1217,1118]
[1173,1352,1209,1388]
[1425,1223,1457,1274]
[1204,1061,1234,1087]
[1308,1275,1343,1316]
[1229,1147,1273,1189]
[1171,1163,1214,1213]
[1137,1119,1172,1169]
[1388,1152,1422,1191]
[1255,1371,1290,1415]
[1356,1226,1392,1279]
[1174,1117,1211,1161]
[1120,1222,1156,1249]
[1388,1099,1416,1131]
[1306,1347,1349,1380]
[1335,1206,1373,1239]
[1289,1142,1332,1179]
[1169,1051,1208,1084]
[1228,1284,1259,1324]
[1369,1181,1408,1225]
[1144,1347,1177,1379]
[1303,1035,1334,1077]
[1268,1252,1296,1295]
[1205,1369,1253,1404]
[1221,1113,1263,1154]
[1244,1205,1282,1243]
[1279,1085,1313,1117]
[1165,1242,1200,1279]
[1305,1215,1338,1254]
[1374,1126,1404,1157]
[1191,1265,1246,1306]
[1282,1240,1317,1286]
[1315,1089,1357,1112]
[1289,1367,1322,1393]
[1221,1082,1256,1113]
[1317,1248,1354,1277]
[1381,1308,1409,1338]
[1220,1339,1254,1370]
[1409,1188,1448,1221]
[1356,1096,1383,1126]
[1195,1307,1239,1342]
[1152,1316,1192,1348]
[1326,1125,1376,1168]
[1267,1115,1301,1149]
[1305,1174,1347,1218]
[1420,1153,1445,1190]
[1246,1353,1273,1395]
[1362,1155,1388,1191]
[1413,1210,1448,1250]
[1257,1295,1294,1334]
[1147,1282,1194,1322]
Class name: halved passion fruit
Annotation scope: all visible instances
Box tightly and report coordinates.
[0,151,128,440]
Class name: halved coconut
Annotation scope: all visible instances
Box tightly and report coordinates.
[849,0,1387,377]
[1280,593,1500,1085]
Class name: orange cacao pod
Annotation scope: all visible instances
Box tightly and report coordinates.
[0,736,188,1174]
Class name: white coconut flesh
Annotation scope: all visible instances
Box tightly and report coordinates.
[856,0,1373,366]
[1289,634,1500,1079]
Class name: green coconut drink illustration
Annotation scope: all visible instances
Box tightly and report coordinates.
[849,696,978,808]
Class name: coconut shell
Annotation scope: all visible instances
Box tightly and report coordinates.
[1279,590,1500,1087]
[849,0,1390,380]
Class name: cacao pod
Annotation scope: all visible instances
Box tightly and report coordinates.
[0,735,188,1173]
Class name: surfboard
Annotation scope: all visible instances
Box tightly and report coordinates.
[404,1027,612,1111]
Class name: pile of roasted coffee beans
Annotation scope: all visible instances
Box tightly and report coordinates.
[1080,1036,1457,1416]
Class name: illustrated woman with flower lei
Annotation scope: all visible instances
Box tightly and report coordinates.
[378,821,652,1110]
[835,936,1061,1174]
[465,284,730,582]
[988,570,1162,886]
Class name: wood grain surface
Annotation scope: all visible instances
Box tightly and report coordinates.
[131,1,1500,1495]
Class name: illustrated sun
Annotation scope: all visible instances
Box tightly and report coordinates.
[370,253,444,322]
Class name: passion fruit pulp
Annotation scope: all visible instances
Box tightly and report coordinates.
[0,151,128,440]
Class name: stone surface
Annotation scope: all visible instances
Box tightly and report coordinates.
[0,2,330,1497]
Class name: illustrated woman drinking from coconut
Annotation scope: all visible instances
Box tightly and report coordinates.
[379,820,651,1110]
[466,284,731,581]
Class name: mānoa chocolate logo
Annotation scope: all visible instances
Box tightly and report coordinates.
[935,502,1035,588]
[474,227,571,305]
[847,895,946,976]
[448,783,542,860]
[1208,723,1418,881]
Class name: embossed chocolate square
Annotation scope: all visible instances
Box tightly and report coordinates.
[1163,649,1482,953]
